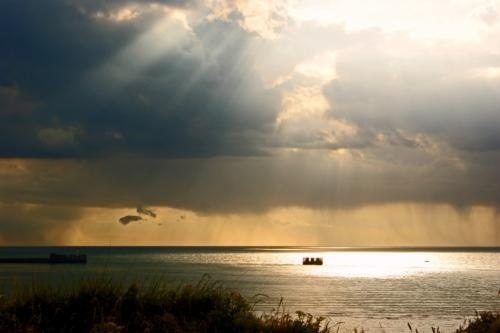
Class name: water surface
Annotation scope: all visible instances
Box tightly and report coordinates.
[0,247,498,332]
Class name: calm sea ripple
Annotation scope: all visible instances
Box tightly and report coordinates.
[0,247,498,332]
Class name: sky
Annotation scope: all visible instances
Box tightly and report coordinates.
[0,0,499,245]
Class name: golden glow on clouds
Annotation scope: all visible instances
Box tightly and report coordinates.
[92,3,191,28]
[276,86,328,126]
[162,6,193,32]
[51,203,498,246]
[274,52,336,130]
[94,7,140,22]
[273,50,360,150]
[268,51,337,88]
[68,207,299,246]
[207,0,289,38]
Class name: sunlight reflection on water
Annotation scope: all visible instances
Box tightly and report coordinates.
[294,252,442,278]
[155,251,478,278]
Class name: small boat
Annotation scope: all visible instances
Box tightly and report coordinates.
[302,257,323,265]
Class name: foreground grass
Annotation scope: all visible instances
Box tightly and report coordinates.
[455,311,500,333]
[0,276,329,333]
[404,311,500,333]
[0,276,497,333]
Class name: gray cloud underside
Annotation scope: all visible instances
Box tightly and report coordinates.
[0,156,498,214]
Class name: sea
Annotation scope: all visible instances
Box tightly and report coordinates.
[0,246,498,332]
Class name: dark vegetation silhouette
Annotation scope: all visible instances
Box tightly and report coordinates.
[0,276,329,333]
[0,276,497,332]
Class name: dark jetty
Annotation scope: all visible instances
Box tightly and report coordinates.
[302,257,323,265]
[0,253,87,264]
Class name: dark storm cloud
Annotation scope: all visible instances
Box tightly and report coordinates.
[1,157,498,214]
[119,215,143,225]
[0,0,279,158]
[3,0,497,160]
[137,206,156,218]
